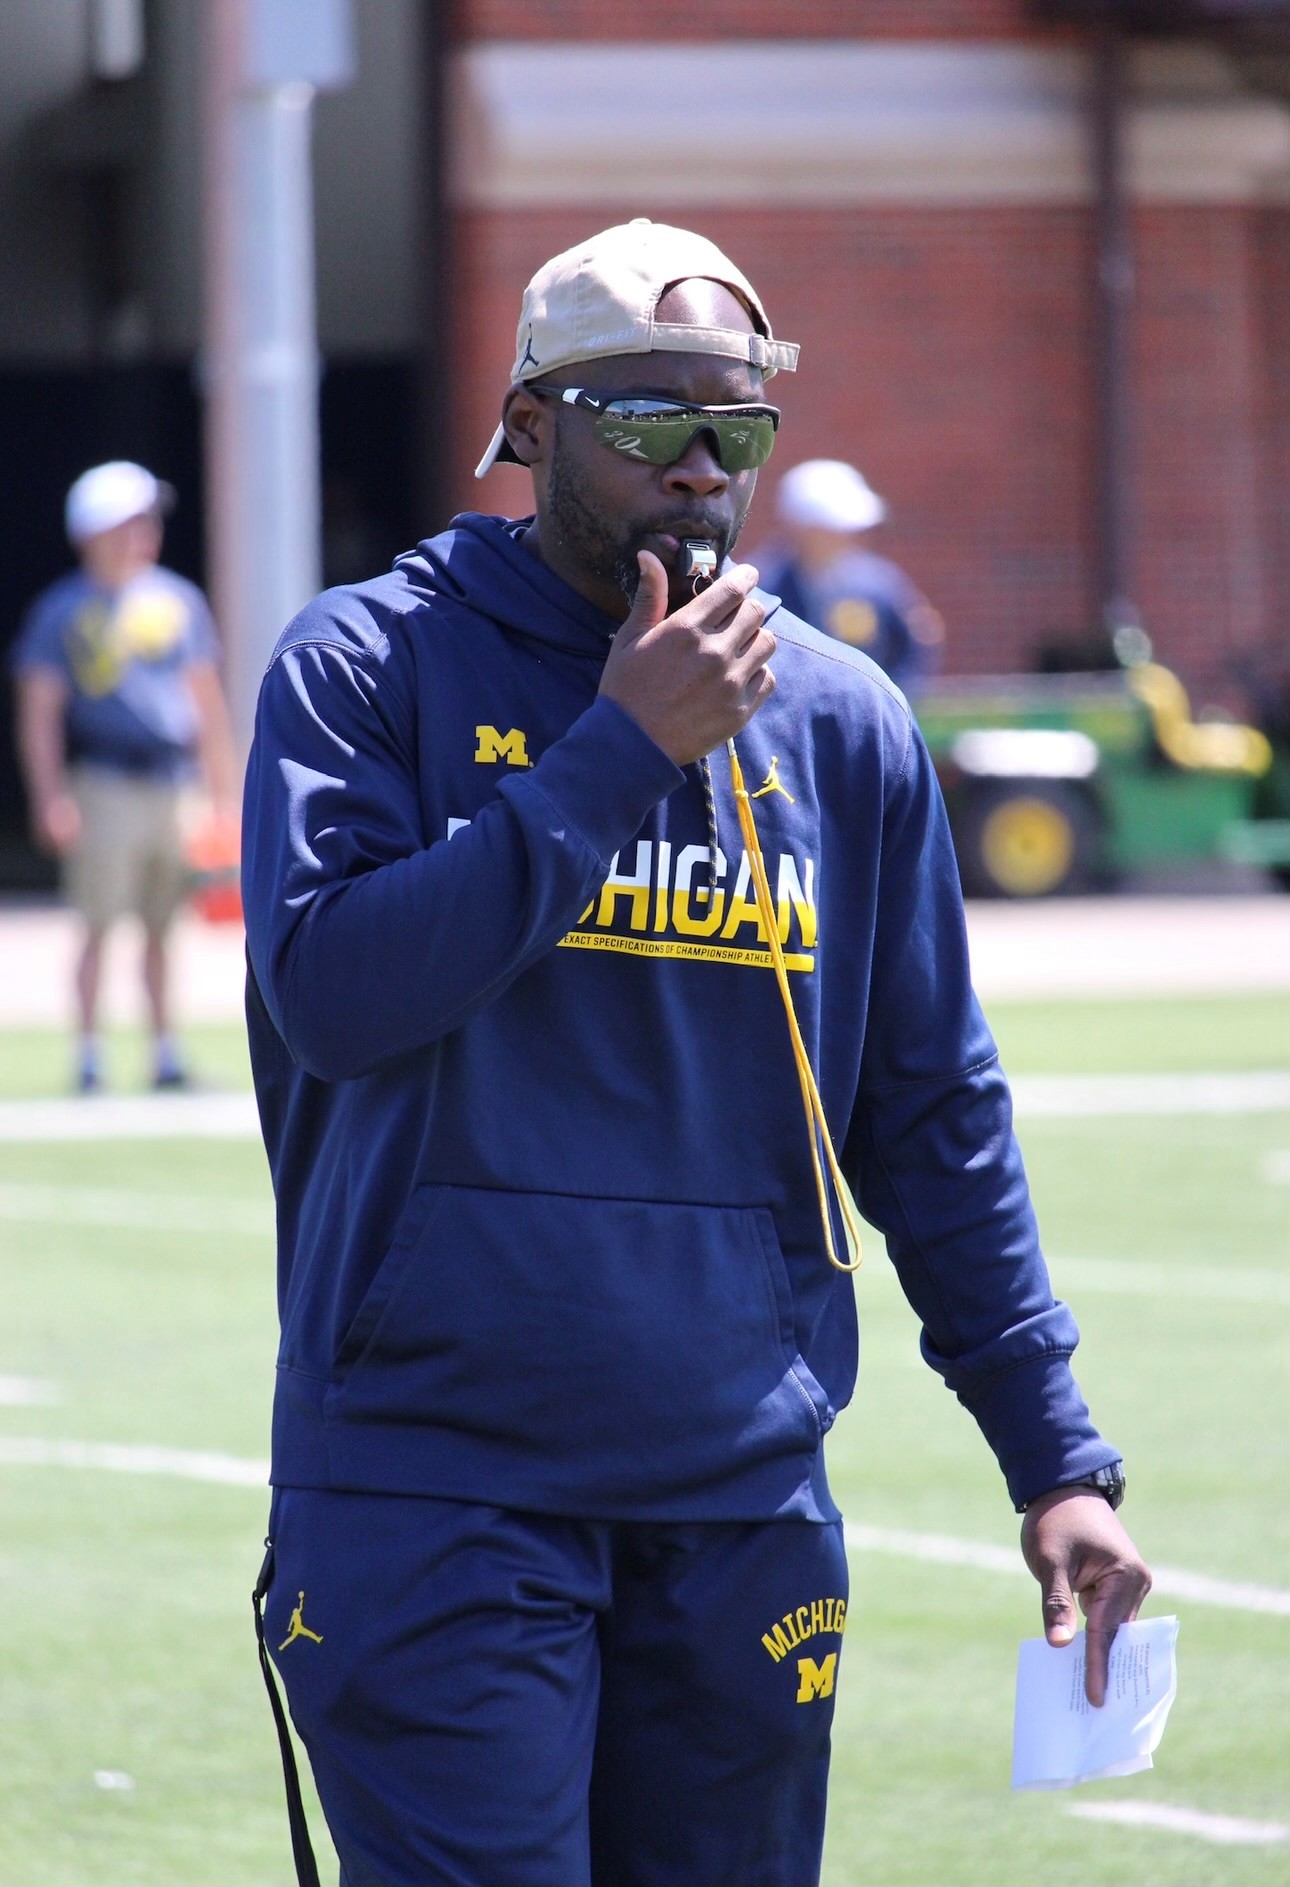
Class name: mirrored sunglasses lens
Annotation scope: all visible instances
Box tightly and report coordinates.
[607,400,688,421]
[595,413,776,470]
[718,419,777,469]
[596,419,693,463]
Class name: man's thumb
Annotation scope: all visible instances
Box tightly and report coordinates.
[625,549,669,633]
[1042,1571,1078,1647]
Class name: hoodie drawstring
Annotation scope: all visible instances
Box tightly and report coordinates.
[698,751,722,901]
[725,737,863,1276]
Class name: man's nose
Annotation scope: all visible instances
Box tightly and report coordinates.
[663,429,729,497]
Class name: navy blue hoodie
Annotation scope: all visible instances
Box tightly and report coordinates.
[242,513,1118,1521]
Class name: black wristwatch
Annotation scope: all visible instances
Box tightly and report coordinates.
[1021,1462,1126,1513]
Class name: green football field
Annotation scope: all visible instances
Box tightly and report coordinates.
[0,993,1287,1886]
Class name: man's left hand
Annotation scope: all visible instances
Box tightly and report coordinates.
[1020,1488,1152,1706]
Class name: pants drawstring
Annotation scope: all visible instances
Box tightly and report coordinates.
[253,1540,322,1887]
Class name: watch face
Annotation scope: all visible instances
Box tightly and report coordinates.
[1094,1465,1126,1510]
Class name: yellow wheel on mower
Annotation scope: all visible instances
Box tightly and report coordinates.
[954,781,1100,898]
[980,796,1076,897]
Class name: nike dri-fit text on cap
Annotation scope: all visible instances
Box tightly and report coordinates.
[65,461,176,545]
[475,219,800,477]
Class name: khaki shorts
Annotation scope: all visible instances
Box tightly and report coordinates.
[66,766,191,933]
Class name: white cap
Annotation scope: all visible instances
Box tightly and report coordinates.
[775,459,887,534]
[476,218,799,477]
[65,461,175,545]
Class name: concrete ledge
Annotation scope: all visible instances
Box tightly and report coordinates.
[451,41,1290,208]
[0,893,1286,1027]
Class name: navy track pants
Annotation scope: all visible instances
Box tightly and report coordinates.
[264,1487,850,1887]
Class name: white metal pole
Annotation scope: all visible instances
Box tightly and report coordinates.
[227,75,322,749]
[201,0,243,747]
[202,0,352,759]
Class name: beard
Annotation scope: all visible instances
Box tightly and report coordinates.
[545,433,750,610]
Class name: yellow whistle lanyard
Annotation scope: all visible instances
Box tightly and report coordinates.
[726,738,863,1275]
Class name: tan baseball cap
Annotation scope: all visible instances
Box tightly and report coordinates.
[475,218,799,477]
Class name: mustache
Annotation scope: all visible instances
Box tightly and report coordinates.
[636,515,728,545]
[614,512,747,604]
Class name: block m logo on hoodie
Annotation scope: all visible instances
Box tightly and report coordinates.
[474,725,531,767]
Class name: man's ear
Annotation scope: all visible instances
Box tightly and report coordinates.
[501,384,548,468]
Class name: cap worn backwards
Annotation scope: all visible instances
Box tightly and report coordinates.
[475,218,800,477]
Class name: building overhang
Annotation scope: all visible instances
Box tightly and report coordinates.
[451,41,1290,209]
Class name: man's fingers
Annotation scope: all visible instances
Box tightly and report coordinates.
[1080,1562,1153,1705]
[630,550,671,631]
[700,590,766,663]
[1082,1621,1116,1708]
[1041,1569,1078,1649]
[730,594,769,657]
[679,562,760,632]
[729,626,777,693]
[743,663,777,718]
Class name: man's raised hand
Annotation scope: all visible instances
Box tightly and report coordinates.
[599,550,776,766]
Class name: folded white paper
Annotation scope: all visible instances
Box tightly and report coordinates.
[1011,1615,1179,1791]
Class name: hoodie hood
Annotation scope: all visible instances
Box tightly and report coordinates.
[394,513,622,661]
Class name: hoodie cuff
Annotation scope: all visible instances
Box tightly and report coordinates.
[508,695,685,866]
[954,1350,1122,1511]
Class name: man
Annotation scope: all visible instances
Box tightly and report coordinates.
[242,220,1149,1887]
[755,457,945,694]
[12,461,237,1091]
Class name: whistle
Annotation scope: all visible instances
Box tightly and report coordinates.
[682,540,718,594]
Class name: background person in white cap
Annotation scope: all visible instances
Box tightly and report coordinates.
[241,219,1147,1887]
[755,458,945,694]
[11,461,237,1091]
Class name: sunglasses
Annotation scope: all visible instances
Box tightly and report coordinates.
[529,386,781,472]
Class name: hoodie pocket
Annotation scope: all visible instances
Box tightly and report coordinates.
[326,1183,823,1490]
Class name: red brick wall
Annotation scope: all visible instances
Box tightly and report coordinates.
[1254,207,1290,699]
[459,1,1038,42]
[1132,206,1277,703]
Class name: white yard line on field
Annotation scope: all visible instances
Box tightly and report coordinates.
[3,897,1287,1023]
[842,1524,1290,1617]
[2,1437,1287,1616]
[0,1375,59,1405]
[1049,1255,1290,1306]
[1009,1072,1290,1116]
[0,1093,260,1141]
[0,1438,266,1486]
[0,1074,1285,1144]
[5,1191,1286,1311]
[1064,1801,1290,1846]
[0,1182,268,1237]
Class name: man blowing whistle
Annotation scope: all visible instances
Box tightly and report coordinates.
[241,219,1149,1887]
